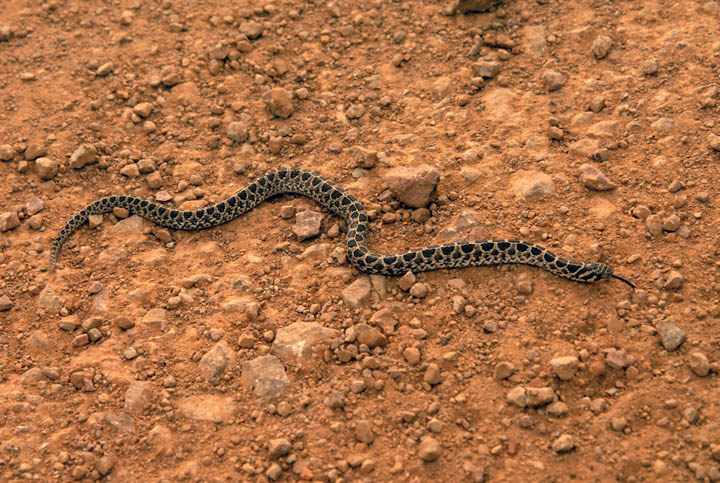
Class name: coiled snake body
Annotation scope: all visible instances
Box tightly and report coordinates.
[50,167,633,287]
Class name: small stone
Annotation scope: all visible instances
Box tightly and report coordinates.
[645,214,662,236]
[506,387,527,408]
[611,417,628,432]
[120,163,140,178]
[293,210,323,241]
[605,348,628,370]
[240,21,264,39]
[493,361,515,380]
[403,347,421,365]
[547,401,569,417]
[355,420,374,444]
[385,165,439,208]
[651,118,675,135]
[417,436,442,462]
[662,215,681,232]
[657,320,685,351]
[542,69,566,91]
[96,62,114,77]
[409,282,428,298]
[547,126,564,140]
[133,102,153,118]
[160,66,182,87]
[0,144,16,161]
[688,352,710,377]
[227,122,249,143]
[199,340,235,383]
[526,387,555,407]
[552,434,575,453]
[581,164,617,191]
[0,211,20,232]
[591,35,613,59]
[263,88,294,119]
[471,61,499,79]
[70,144,98,169]
[72,334,90,347]
[424,363,442,385]
[709,133,720,151]
[510,170,554,198]
[353,323,387,348]
[642,59,659,76]
[550,356,579,381]
[398,271,416,291]
[137,158,155,173]
[95,456,116,476]
[342,277,372,309]
[268,438,291,459]
[266,463,283,481]
[0,295,13,311]
[36,157,59,180]
[663,270,683,290]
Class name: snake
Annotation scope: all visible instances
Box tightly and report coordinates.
[49,167,634,288]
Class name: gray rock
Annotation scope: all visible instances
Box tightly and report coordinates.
[271,322,340,366]
[657,320,685,351]
[385,165,439,208]
[70,144,98,169]
[36,157,59,180]
[591,35,613,59]
[268,438,291,459]
[177,395,237,422]
[510,170,554,199]
[292,210,323,241]
[688,352,710,376]
[0,211,20,232]
[471,61,499,79]
[124,381,152,414]
[342,276,372,308]
[263,88,294,118]
[227,122,249,143]
[542,69,566,91]
[550,356,579,381]
[199,340,235,383]
[493,361,515,380]
[241,355,290,402]
[552,434,575,453]
[581,164,617,191]
[417,436,442,462]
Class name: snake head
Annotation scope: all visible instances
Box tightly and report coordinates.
[579,262,613,282]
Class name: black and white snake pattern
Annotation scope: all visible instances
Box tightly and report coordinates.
[49,168,633,287]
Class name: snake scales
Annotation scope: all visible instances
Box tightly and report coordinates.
[49,167,633,288]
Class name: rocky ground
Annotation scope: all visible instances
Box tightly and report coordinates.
[1,0,720,481]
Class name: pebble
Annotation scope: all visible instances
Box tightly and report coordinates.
[0,211,20,232]
[455,0,494,13]
[240,21,264,39]
[120,163,140,178]
[709,133,720,151]
[227,122,249,143]
[124,381,152,414]
[160,66,182,87]
[263,88,294,119]
[95,456,116,476]
[642,59,659,76]
[493,361,515,380]
[293,210,323,241]
[96,62,114,76]
[36,157,58,180]
[271,322,340,365]
[133,102,153,118]
[0,144,16,160]
[605,348,628,370]
[266,463,283,481]
[510,170,554,198]
[611,417,628,432]
[25,143,47,160]
[542,70,566,91]
[355,420,374,444]
[417,436,442,462]
[656,320,685,351]
[70,144,98,169]
[550,356,579,381]
[409,282,428,298]
[662,215,680,232]
[645,214,662,236]
[403,347,421,365]
[384,165,439,208]
[591,35,613,59]
[268,438,291,459]
[0,295,13,311]
[662,270,684,290]
[199,340,235,383]
[342,277,372,308]
[471,61,499,79]
[353,324,387,347]
[424,363,442,385]
[688,352,710,376]
[398,271,416,291]
[547,401,569,418]
[580,164,617,191]
[651,117,675,135]
[240,355,290,402]
[552,434,575,453]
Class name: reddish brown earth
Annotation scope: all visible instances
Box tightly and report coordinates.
[1,0,720,481]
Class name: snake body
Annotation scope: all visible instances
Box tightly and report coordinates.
[50,168,631,286]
